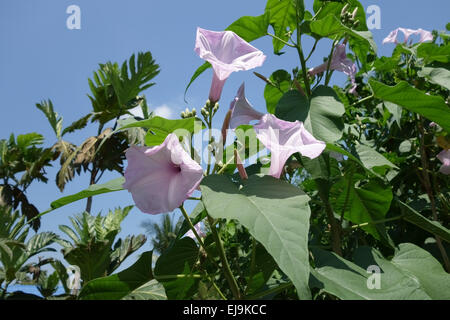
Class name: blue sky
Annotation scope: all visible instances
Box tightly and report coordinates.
[0,0,449,283]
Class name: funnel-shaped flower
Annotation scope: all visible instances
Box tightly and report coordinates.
[186,223,206,240]
[123,133,203,214]
[254,114,326,178]
[437,149,450,175]
[308,44,357,93]
[229,83,264,129]
[382,28,433,45]
[194,27,266,103]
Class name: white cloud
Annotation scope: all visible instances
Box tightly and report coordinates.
[153,104,174,119]
[125,104,175,119]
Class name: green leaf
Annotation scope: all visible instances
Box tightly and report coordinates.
[418,67,450,91]
[226,13,269,42]
[369,80,450,132]
[389,243,450,299]
[265,0,298,53]
[313,0,369,31]
[311,244,450,300]
[122,279,167,300]
[154,238,199,300]
[154,238,199,277]
[34,177,125,220]
[417,43,450,63]
[16,133,44,149]
[62,114,93,136]
[353,144,398,175]
[327,142,397,180]
[331,178,393,240]
[143,117,205,146]
[63,240,112,282]
[383,102,402,128]
[275,86,345,142]
[310,15,377,53]
[184,62,211,102]
[117,116,205,147]
[176,202,207,240]
[200,174,312,299]
[222,125,265,175]
[264,70,292,114]
[79,251,154,300]
[398,200,450,243]
[35,100,63,139]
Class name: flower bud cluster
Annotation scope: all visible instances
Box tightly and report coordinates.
[180,107,197,119]
[341,5,360,29]
[200,99,219,121]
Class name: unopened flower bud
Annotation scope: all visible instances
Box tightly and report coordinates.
[221,109,232,146]
[180,111,186,118]
[191,108,197,116]
[234,149,248,180]
[341,4,349,17]
[351,7,359,20]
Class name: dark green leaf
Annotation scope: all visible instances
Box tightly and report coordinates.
[79,251,154,300]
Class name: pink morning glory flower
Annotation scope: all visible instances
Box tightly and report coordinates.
[194,27,266,103]
[229,83,264,130]
[437,149,450,175]
[186,223,206,240]
[382,28,433,45]
[254,114,326,178]
[227,85,326,178]
[123,133,203,214]
[308,43,357,94]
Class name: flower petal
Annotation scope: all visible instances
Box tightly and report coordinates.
[309,44,357,93]
[229,83,264,129]
[254,114,326,178]
[437,149,450,175]
[194,27,266,102]
[383,27,433,45]
[123,134,203,214]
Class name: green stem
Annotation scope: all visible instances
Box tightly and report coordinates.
[295,7,311,98]
[318,187,342,256]
[207,215,241,299]
[340,170,354,224]
[416,117,450,272]
[179,205,207,253]
[344,215,404,231]
[324,39,338,86]
[266,33,296,48]
[305,39,319,62]
[206,113,213,175]
[154,274,202,281]
[207,275,227,300]
[245,282,293,300]
[245,237,257,295]
[350,95,374,107]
